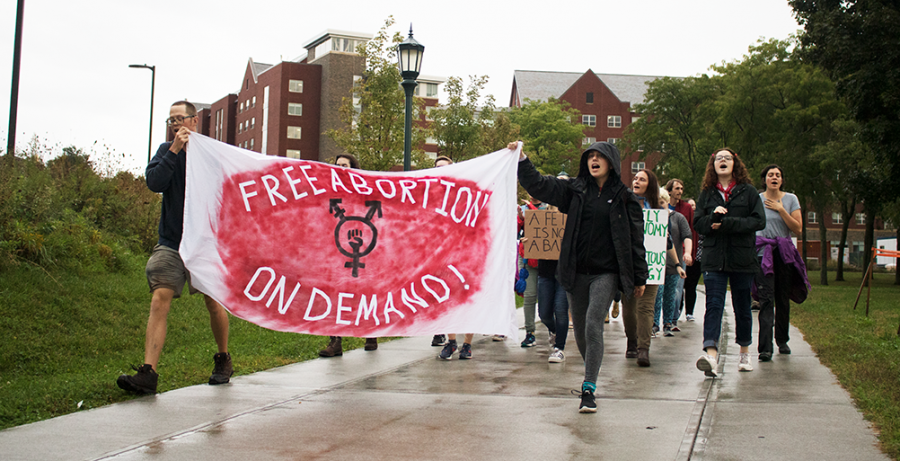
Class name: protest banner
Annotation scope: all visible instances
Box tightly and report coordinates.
[522,209,566,260]
[180,134,519,338]
[643,208,669,285]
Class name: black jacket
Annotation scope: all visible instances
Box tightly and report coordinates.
[693,183,766,273]
[517,142,648,296]
[146,142,186,250]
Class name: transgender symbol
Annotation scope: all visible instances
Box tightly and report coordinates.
[329,199,382,278]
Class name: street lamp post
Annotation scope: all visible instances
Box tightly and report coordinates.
[129,64,155,164]
[396,26,424,172]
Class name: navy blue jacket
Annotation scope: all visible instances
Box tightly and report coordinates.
[146,142,186,250]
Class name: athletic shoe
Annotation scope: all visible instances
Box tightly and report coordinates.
[549,348,565,363]
[575,389,597,413]
[604,313,610,323]
[492,335,506,341]
[431,335,446,346]
[116,364,158,394]
[521,332,537,347]
[459,343,473,359]
[548,332,556,348]
[751,300,760,311]
[670,325,681,332]
[778,343,792,354]
[611,301,620,319]
[696,354,718,377]
[209,352,233,385]
[738,353,753,372]
[663,324,674,337]
[439,342,457,360]
[686,315,695,322]
[759,352,773,362]
[569,321,574,329]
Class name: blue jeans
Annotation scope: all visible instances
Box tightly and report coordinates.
[661,273,681,325]
[538,276,569,350]
[653,283,665,326]
[702,271,754,351]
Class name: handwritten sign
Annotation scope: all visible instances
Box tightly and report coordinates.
[644,209,669,285]
[523,209,567,260]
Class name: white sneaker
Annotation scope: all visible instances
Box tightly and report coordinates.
[549,348,565,363]
[738,353,753,372]
[548,332,556,348]
[686,315,695,322]
[696,354,718,377]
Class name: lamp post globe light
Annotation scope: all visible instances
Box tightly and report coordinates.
[396,25,424,171]
[128,64,156,164]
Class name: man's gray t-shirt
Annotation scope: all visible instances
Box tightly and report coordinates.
[666,211,690,276]
[757,192,800,239]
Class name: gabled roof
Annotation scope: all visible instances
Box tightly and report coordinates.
[249,58,273,83]
[512,70,669,106]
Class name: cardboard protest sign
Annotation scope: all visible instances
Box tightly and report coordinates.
[522,209,566,260]
[181,133,519,338]
[643,209,669,285]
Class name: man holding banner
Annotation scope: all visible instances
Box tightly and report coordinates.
[516,140,647,413]
[117,101,233,395]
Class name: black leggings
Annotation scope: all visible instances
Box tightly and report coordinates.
[682,263,702,316]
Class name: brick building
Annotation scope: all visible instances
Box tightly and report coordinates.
[189,29,443,164]
[509,69,663,185]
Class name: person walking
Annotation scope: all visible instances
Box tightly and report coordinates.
[319,153,378,357]
[516,141,647,412]
[694,148,766,377]
[755,164,807,361]
[666,179,694,325]
[657,188,689,337]
[117,101,233,394]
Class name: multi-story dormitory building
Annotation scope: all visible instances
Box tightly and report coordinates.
[509,69,895,266]
[187,29,444,165]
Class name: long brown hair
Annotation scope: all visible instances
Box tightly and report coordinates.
[701,148,751,190]
[635,168,663,209]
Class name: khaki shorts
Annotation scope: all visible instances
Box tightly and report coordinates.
[145,244,199,298]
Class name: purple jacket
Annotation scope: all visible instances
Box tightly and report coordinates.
[756,236,811,303]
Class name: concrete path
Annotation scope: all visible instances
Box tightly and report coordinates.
[1,291,889,460]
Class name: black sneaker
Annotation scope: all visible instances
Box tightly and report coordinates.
[209,352,233,385]
[431,334,446,346]
[117,364,158,394]
[574,389,597,413]
[778,343,791,354]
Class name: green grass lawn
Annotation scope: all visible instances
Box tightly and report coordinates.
[0,252,374,430]
[791,270,900,460]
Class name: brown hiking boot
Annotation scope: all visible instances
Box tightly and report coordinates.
[365,338,378,351]
[209,352,233,385]
[117,364,158,394]
[319,336,343,357]
[625,339,638,358]
[637,349,651,367]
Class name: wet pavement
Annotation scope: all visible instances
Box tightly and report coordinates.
[1,291,889,460]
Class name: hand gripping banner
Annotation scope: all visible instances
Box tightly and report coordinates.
[181,133,519,338]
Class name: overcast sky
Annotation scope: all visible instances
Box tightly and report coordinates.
[0,0,801,174]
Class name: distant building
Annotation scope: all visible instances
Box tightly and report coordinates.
[509,69,665,185]
[184,29,443,164]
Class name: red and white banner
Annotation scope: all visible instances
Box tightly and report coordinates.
[181,134,519,338]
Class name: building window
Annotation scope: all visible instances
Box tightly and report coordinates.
[250,117,255,129]
[426,83,438,97]
[237,122,242,134]
[632,116,641,123]
[250,138,254,150]
[808,212,817,224]
[608,115,622,128]
[607,138,619,144]
[252,96,256,107]
[288,103,303,116]
[582,115,596,126]
[832,213,843,224]
[856,213,865,225]
[425,106,435,121]
[586,92,594,104]
[287,126,302,139]
[885,219,894,229]
[631,161,645,174]
[289,80,304,93]
[286,149,301,159]
[239,101,244,113]
[582,137,596,146]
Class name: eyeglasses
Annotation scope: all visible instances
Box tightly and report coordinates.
[165,115,196,126]
[714,154,733,161]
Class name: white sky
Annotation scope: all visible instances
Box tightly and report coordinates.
[0,0,801,174]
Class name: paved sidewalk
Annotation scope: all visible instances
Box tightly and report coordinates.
[1,291,889,460]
